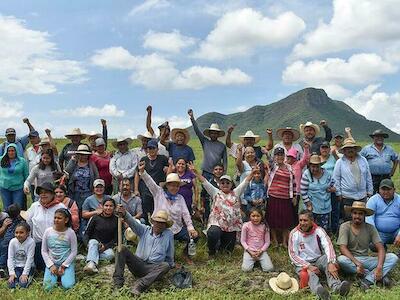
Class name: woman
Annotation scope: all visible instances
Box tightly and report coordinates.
[23,149,61,200]
[0,144,29,209]
[90,138,112,195]
[266,147,296,248]
[26,182,66,271]
[65,144,99,210]
[54,184,79,233]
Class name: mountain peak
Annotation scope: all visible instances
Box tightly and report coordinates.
[285,87,330,106]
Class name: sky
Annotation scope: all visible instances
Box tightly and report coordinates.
[0,0,400,138]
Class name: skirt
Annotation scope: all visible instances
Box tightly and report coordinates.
[266,196,294,229]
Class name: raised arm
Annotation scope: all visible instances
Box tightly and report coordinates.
[45,129,58,156]
[188,109,206,143]
[225,125,235,148]
[265,128,273,151]
[146,105,155,136]
[320,120,332,142]
[344,127,354,140]
[235,144,245,172]
[101,119,108,149]
[138,161,162,197]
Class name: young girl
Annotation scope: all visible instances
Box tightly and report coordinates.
[241,208,273,272]
[7,222,35,288]
[243,169,267,212]
[41,208,77,291]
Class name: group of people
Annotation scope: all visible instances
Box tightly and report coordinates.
[0,106,400,299]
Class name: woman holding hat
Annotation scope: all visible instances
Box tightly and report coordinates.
[274,127,303,160]
[90,137,112,195]
[161,128,195,164]
[59,128,88,171]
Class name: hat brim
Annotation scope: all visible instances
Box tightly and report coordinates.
[74,151,92,155]
[35,186,55,195]
[344,206,374,216]
[369,133,389,138]
[65,134,87,139]
[160,181,186,188]
[299,124,320,136]
[151,216,173,228]
[276,128,300,141]
[339,145,362,153]
[269,277,299,295]
[20,210,28,221]
[137,134,153,140]
[124,228,138,243]
[112,138,133,148]
[203,129,225,138]
[239,135,261,144]
[88,133,102,140]
[171,128,190,144]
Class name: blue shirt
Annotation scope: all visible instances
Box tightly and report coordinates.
[125,211,174,267]
[333,155,373,200]
[321,155,336,176]
[243,180,266,204]
[301,169,332,214]
[366,193,400,234]
[360,144,398,175]
[166,142,195,164]
[0,135,29,157]
[82,194,111,212]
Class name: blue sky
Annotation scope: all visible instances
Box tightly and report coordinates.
[1,0,400,138]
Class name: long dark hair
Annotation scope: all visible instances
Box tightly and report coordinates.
[39,149,58,171]
[0,145,17,168]
[54,208,72,228]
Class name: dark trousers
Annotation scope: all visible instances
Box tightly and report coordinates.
[113,247,170,291]
[141,193,154,225]
[174,227,198,255]
[371,174,390,194]
[330,193,340,234]
[207,225,236,255]
[34,242,45,271]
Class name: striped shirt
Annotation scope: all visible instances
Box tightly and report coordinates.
[268,167,294,199]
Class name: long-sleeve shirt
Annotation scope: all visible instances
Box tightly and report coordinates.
[360,144,398,175]
[7,236,35,276]
[291,147,310,193]
[141,171,194,235]
[240,222,270,252]
[24,164,61,190]
[366,193,400,234]
[109,150,138,179]
[0,144,29,191]
[333,155,373,200]
[124,211,174,267]
[243,180,266,205]
[301,169,332,214]
[289,223,336,268]
[0,135,29,157]
[41,227,77,268]
[191,117,227,173]
[299,125,332,154]
[83,214,118,250]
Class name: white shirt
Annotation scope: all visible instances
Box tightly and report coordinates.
[109,150,139,178]
[7,236,35,276]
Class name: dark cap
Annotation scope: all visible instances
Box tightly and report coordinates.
[273,147,285,155]
[146,139,159,149]
[35,182,55,195]
[379,179,394,189]
[5,128,16,136]
[334,133,344,138]
[320,141,330,148]
[369,129,389,139]
[29,130,39,138]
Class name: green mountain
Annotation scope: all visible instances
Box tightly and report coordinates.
[189,87,400,142]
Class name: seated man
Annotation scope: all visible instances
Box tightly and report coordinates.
[366,179,400,251]
[337,201,399,290]
[289,210,350,300]
[113,208,174,296]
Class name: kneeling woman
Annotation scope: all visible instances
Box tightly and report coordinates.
[83,198,118,274]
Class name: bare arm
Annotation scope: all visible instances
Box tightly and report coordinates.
[225,125,235,148]
[235,144,244,172]
[45,129,58,156]
[146,105,155,136]
[265,128,273,151]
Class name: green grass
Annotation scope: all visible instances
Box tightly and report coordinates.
[1,138,400,299]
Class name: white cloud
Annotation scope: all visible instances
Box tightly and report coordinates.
[291,0,400,59]
[0,98,24,118]
[282,53,397,98]
[0,15,87,94]
[203,1,247,17]
[344,84,400,133]
[193,8,305,60]
[152,115,191,129]
[143,30,196,53]
[91,47,252,89]
[230,105,250,113]
[51,104,125,117]
[128,0,170,16]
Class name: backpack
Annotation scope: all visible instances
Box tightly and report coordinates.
[171,266,193,289]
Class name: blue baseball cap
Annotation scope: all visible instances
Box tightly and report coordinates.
[146,139,158,149]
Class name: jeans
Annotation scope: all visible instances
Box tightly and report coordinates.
[174,227,198,255]
[378,229,400,246]
[34,242,45,271]
[207,225,236,255]
[141,193,154,225]
[43,263,75,290]
[0,221,18,268]
[8,266,35,289]
[337,254,399,283]
[86,239,114,265]
[242,251,273,272]
[0,188,25,210]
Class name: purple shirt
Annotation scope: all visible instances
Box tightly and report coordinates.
[178,171,196,209]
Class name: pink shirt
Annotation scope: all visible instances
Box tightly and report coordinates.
[290,147,310,193]
[240,221,270,252]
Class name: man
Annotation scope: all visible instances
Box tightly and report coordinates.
[366,179,400,251]
[299,120,332,154]
[161,128,195,164]
[113,208,174,296]
[337,201,399,290]
[188,109,227,180]
[360,129,398,194]
[145,105,169,157]
[332,138,373,221]
[288,210,350,300]
[134,131,153,160]
[112,178,143,221]
[0,118,36,157]
[59,128,87,170]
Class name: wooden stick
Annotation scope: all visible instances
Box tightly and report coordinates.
[117,216,122,252]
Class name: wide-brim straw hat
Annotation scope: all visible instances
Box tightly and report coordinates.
[38,137,50,146]
[88,131,102,141]
[171,128,190,144]
[151,210,173,228]
[137,131,153,140]
[203,123,225,138]
[239,130,261,144]
[269,272,299,295]
[74,144,92,155]
[65,128,87,139]
[344,201,374,216]
[124,227,138,243]
[299,122,320,135]
[160,173,186,187]
[369,129,389,139]
[340,138,361,152]
[20,210,28,221]
[276,127,300,141]
[112,137,133,148]
[309,154,324,165]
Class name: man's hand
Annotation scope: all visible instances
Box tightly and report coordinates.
[98,242,105,253]
[101,119,107,126]
[58,266,65,276]
[22,118,29,124]
[50,265,58,275]
[8,274,16,284]
[95,207,103,216]
[24,186,30,195]
[116,204,126,217]
[327,263,340,280]
[45,128,51,135]
[146,105,152,113]
[189,229,198,238]
[394,235,400,247]
[187,109,194,118]
[375,266,383,281]
[266,128,273,135]
[345,127,351,133]
[138,161,145,175]
[320,120,327,126]
[308,265,320,275]
[356,262,365,276]
[227,125,236,134]
[133,190,140,197]
[292,197,298,207]
[305,202,313,212]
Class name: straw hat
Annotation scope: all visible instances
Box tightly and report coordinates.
[269,272,299,295]
[344,201,374,216]
[88,131,102,141]
[20,210,28,221]
[74,144,92,155]
[203,124,225,138]
[340,138,361,152]
[112,137,133,148]
[276,127,300,141]
[239,130,261,144]
[38,137,50,146]
[299,122,320,135]
[160,173,186,187]
[65,128,87,139]
[124,227,138,243]
[137,131,153,140]
[309,154,323,165]
[151,210,173,228]
[171,128,190,144]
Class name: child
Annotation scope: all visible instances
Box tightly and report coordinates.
[7,222,35,288]
[241,207,273,272]
[41,208,77,291]
[243,169,267,213]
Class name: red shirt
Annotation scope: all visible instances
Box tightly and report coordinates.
[90,153,112,186]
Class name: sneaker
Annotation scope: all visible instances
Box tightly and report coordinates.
[0,268,6,278]
[316,285,331,300]
[338,280,351,296]
[83,261,98,274]
[359,278,372,291]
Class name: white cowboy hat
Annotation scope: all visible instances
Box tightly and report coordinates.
[239,130,261,144]
[171,128,190,144]
[309,154,324,165]
[74,144,92,155]
[160,173,186,187]
[65,128,87,139]
[203,123,225,138]
[112,137,133,148]
[137,131,153,140]
[88,131,102,141]
[124,227,138,243]
[269,272,299,295]
[299,122,320,135]
[151,210,173,228]
[340,138,361,153]
[38,137,50,146]
[276,127,300,141]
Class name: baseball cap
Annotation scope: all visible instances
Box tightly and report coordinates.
[93,179,105,187]
[379,179,394,189]
[146,139,159,149]
[29,130,39,137]
[5,128,16,136]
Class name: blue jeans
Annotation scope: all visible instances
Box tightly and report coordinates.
[43,263,75,290]
[0,188,24,210]
[338,254,399,283]
[378,229,400,245]
[174,227,198,255]
[8,266,35,289]
[86,239,114,265]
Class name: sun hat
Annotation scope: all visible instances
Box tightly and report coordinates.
[93,179,105,187]
[95,138,105,147]
[171,128,190,144]
[112,137,133,148]
[309,154,323,165]
[269,272,299,295]
[65,128,87,139]
[38,137,51,146]
[36,182,56,195]
[286,148,298,158]
[273,147,285,156]
[239,130,261,144]
[151,210,173,228]
[379,179,395,189]
[88,131,102,141]
[160,173,185,187]
[5,128,16,136]
[276,127,300,141]
[369,129,389,139]
[19,210,28,221]
[124,227,138,243]
[74,144,92,155]
[137,131,153,140]
[340,138,361,152]
[344,201,374,216]
[203,123,225,138]
[299,122,320,135]
[146,139,159,149]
